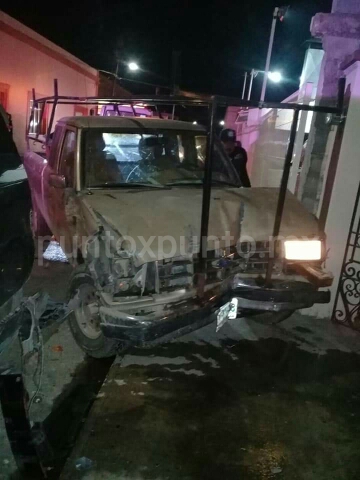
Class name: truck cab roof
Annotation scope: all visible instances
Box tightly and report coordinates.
[57,116,205,132]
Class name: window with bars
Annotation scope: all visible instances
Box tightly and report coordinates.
[0,83,10,110]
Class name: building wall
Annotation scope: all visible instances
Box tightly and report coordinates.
[332,0,360,13]
[307,60,360,318]
[301,3,360,214]
[0,10,98,153]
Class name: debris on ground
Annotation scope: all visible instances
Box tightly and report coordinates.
[51,345,64,353]
[114,379,127,386]
[43,240,68,263]
[75,456,94,471]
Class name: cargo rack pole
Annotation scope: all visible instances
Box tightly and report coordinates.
[26,82,345,288]
[198,97,217,294]
[26,88,36,149]
[46,79,58,144]
[264,108,299,286]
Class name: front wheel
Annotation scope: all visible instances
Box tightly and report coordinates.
[68,266,118,358]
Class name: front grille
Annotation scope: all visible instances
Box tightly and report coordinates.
[158,257,194,291]
[158,242,273,292]
[235,241,271,273]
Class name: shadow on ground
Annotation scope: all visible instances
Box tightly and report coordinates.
[60,336,360,480]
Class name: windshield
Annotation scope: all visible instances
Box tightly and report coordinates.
[83,129,240,188]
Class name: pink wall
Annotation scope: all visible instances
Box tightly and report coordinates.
[0,10,98,153]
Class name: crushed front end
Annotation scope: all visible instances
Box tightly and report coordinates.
[85,234,332,346]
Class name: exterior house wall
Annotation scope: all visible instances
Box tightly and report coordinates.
[0,10,98,153]
[301,6,360,214]
[332,0,360,14]
[307,60,360,318]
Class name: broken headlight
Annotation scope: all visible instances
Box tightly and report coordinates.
[112,255,143,296]
[112,255,194,296]
[113,258,157,297]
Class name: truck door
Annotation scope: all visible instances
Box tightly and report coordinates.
[47,128,78,258]
[41,125,64,230]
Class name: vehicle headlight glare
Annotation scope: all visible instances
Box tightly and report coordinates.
[284,240,322,261]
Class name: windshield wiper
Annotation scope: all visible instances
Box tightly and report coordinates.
[166,178,239,187]
[211,179,240,187]
[166,179,203,186]
[87,182,170,189]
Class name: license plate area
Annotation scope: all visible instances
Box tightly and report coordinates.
[216,298,238,332]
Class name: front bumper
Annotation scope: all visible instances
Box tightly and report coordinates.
[99,276,330,345]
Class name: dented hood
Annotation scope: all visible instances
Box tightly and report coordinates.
[81,187,321,264]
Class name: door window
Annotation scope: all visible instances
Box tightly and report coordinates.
[59,130,76,186]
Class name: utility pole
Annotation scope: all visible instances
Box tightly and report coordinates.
[171,50,181,119]
[112,61,119,97]
[113,39,124,97]
[260,7,279,102]
[260,5,288,102]
[242,72,248,99]
[171,50,181,95]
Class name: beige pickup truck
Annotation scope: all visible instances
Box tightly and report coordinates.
[24,115,332,358]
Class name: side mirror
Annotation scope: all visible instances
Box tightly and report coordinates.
[49,174,66,189]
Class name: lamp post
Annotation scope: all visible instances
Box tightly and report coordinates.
[246,70,282,100]
[248,69,258,100]
[260,6,289,102]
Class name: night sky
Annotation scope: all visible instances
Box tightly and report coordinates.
[3,0,332,100]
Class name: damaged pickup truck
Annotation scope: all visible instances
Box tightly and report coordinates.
[24,101,333,358]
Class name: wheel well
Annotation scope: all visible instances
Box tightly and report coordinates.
[76,249,85,264]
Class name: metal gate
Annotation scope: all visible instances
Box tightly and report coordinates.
[332,182,360,328]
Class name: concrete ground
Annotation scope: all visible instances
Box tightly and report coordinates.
[2,259,360,479]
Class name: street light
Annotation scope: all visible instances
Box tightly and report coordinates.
[245,70,282,100]
[268,71,282,83]
[260,5,289,101]
[219,120,225,126]
[128,62,139,72]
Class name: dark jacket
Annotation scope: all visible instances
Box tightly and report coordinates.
[229,146,251,187]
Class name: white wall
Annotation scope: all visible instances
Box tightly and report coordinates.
[0,10,98,153]
[307,60,360,318]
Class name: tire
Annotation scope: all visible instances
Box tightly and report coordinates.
[243,310,295,325]
[68,265,118,358]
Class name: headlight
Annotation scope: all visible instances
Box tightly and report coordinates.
[284,240,322,261]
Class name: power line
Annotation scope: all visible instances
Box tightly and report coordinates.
[99,69,171,90]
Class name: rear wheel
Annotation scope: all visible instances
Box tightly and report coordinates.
[68,266,118,358]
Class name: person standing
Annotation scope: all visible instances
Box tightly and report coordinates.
[220,128,251,187]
